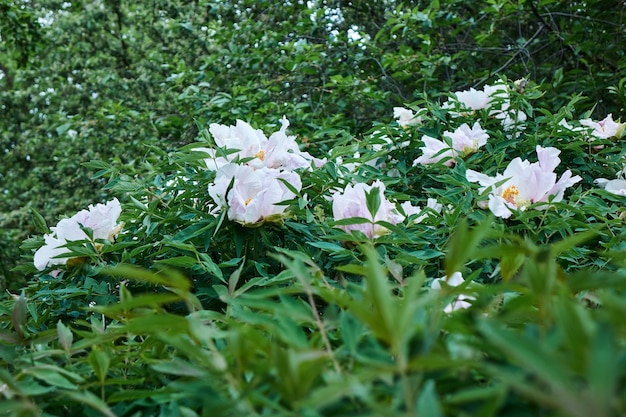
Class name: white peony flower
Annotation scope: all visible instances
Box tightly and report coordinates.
[400,198,443,224]
[34,198,123,271]
[431,272,474,313]
[208,163,301,225]
[595,165,626,196]
[413,122,489,166]
[199,117,324,171]
[393,106,424,127]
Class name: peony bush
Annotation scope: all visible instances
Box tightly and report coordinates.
[2,78,626,416]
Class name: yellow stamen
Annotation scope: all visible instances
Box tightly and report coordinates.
[244,197,253,206]
[255,150,265,161]
[502,185,519,205]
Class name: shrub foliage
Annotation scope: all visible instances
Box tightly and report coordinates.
[1,1,626,416]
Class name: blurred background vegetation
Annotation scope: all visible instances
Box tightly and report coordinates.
[1,0,625,291]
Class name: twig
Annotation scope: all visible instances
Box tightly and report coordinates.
[473,26,543,88]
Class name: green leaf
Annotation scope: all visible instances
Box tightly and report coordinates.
[90,293,182,315]
[587,323,618,411]
[62,390,117,417]
[228,258,246,295]
[550,227,602,256]
[30,207,49,234]
[445,217,493,277]
[477,320,572,389]
[416,380,443,417]
[24,366,82,390]
[102,264,191,292]
[365,186,381,218]
[154,255,199,268]
[11,290,27,339]
[89,347,110,384]
[57,321,73,351]
[55,122,71,136]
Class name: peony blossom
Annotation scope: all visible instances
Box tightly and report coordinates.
[496,107,527,133]
[557,118,585,133]
[264,116,326,170]
[199,117,324,171]
[443,81,509,116]
[332,180,404,239]
[450,88,490,112]
[580,114,625,139]
[431,272,474,313]
[414,122,489,166]
[393,107,423,127]
[34,198,123,271]
[595,166,626,196]
[466,146,582,218]
[208,163,301,225]
[400,198,443,224]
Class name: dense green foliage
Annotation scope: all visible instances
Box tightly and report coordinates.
[1,1,626,416]
[2,0,625,290]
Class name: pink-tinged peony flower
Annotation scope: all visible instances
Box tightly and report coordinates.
[332,180,404,239]
[208,164,301,225]
[466,146,582,219]
[580,114,625,139]
[413,122,489,166]
[34,198,123,271]
[431,272,474,313]
[393,107,424,127]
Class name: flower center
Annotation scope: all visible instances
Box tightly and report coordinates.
[255,150,265,161]
[244,197,253,206]
[502,185,519,205]
[461,142,478,157]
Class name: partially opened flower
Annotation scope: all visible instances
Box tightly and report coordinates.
[332,180,404,239]
[414,122,489,166]
[443,81,509,117]
[208,164,301,225]
[431,272,474,313]
[580,114,625,139]
[34,198,123,271]
[449,88,490,113]
[393,107,423,127]
[466,146,581,218]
